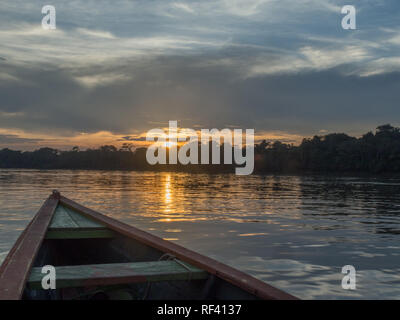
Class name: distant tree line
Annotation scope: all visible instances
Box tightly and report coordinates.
[254,124,400,173]
[1,124,400,174]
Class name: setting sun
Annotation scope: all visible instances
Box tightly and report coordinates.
[164,141,177,148]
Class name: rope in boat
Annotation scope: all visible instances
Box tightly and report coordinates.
[173,259,194,282]
[142,253,193,300]
[158,253,193,281]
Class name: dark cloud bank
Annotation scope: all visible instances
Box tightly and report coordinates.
[1,54,399,139]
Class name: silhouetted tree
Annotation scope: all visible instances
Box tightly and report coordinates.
[1,124,400,174]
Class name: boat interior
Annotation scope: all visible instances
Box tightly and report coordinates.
[24,203,258,300]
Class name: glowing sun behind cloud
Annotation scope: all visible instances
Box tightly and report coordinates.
[164,141,178,148]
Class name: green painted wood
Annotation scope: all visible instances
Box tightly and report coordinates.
[45,229,115,239]
[27,260,208,289]
[49,206,78,229]
[49,205,105,230]
[63,206,105,229]
[46,205,112,239]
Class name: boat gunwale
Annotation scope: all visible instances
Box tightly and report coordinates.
[0,193,59,300]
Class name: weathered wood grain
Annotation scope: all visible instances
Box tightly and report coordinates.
[49,205,105,229]
[49,205,78,229]
[45,229,115,239]
[27,260,208,289]
[63,206,105,228]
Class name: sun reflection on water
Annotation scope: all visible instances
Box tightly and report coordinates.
[1,170,400,298]
[163,174,173,216]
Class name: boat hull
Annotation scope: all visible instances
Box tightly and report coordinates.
[0,192,298,300]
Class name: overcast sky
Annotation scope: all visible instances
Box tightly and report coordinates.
[1,0,400,149]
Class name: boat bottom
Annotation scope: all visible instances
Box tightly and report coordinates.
[23,236,259,300]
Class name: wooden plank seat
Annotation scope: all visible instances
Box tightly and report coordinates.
[27,260,208,289]
[45,204,115,239]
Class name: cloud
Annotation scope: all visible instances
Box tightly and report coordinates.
[118,136,147,142]
[240,45,370,78]
[0,23,223,66]
[300,46,369,70]
[0,52,399,143]
[74,73,131,88]
[0,133,43,145]
[76,28,116,39]
[0,128,149,151]
[0,0,397,78]
[0,73,20,82]
[220,0,272,17]
[172,2,195,14]
[358,57,400,77]
[0,0,399,149]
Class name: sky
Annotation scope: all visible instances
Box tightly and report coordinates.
[1,0,400,150]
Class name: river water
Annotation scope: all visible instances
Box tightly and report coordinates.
[0,169,399,299]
